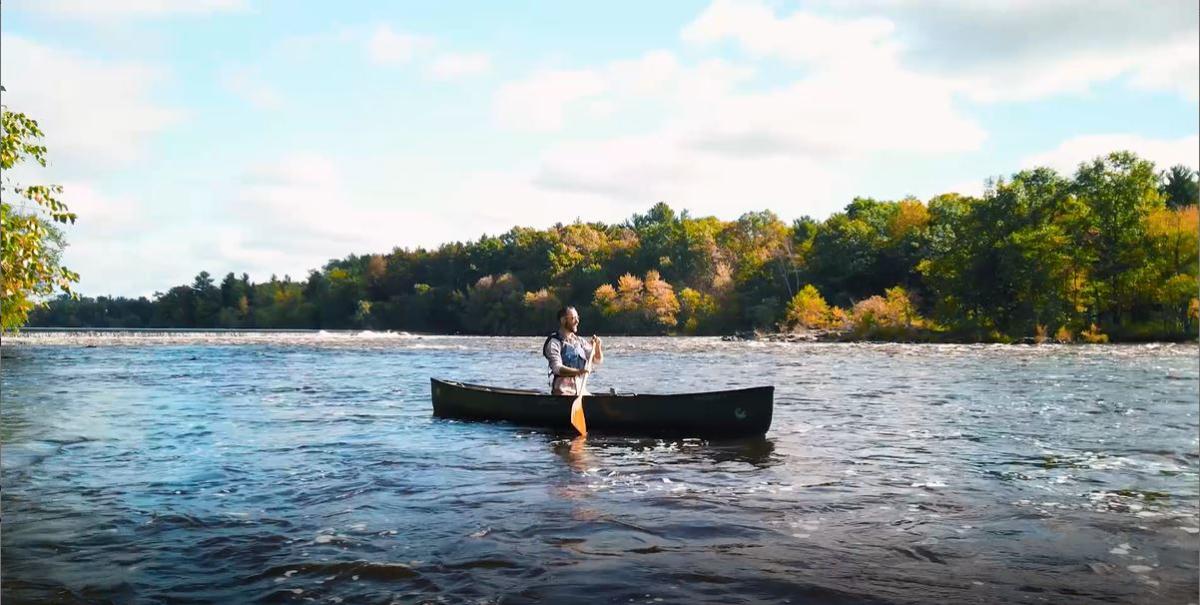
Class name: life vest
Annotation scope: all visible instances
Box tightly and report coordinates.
[543,331,589,392]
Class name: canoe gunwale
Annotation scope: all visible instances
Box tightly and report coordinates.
[431,378,773,400]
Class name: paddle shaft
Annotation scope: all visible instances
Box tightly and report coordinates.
[576,339,597,395]
[569,338,598,436]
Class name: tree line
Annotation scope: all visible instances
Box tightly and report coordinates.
[28,152,1200,342]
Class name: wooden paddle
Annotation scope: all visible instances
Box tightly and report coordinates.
[569,338,598,437]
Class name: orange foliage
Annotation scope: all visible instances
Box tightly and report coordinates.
[848,286,925,338]
[1079,323,1109,344]
[593,284,617,311]
[616,273,644,312]
[642,270,681,327]
[785,284,831,329]
[1054,325,1073,343]
[593,271,680,331]
[828,306,850,329]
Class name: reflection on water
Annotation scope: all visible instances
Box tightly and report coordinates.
[1,333,1197,604]
[553,436,777,473]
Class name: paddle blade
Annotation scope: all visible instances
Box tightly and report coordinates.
[570,395,587,437]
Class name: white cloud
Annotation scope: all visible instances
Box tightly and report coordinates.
[241,154,340,189]
[685,0,1198,103]
[526,133,847,218]
[937,178,987,199]
[66,236,193,297]
[814,0,1200,102]
[825,0,1197,69]
[0,35,180,169]
[445,171,631,236]
[428,52,492,80]
[365,25,433,65]
[1021,134,1200,175]
[495,7,985,150]
[9,0,245,21]
[494,69,608,131]
[235,154,362,246]
[493,52,754,134]
[51,182,176,295]
[490,16,985,217]
[214,154,468,280]
[682,67,984,157]
[221,67,282,109]
[953,32,1200,103]
[60,182,147,237]
[532,134,690,202]
[1127,34,1200,102]
[682,0,896,67]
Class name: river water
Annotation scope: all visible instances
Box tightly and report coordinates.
[1,332,1197,604]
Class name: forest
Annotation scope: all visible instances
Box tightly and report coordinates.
[29,152,1199,342]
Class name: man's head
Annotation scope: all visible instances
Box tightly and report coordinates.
[557,306,580,333]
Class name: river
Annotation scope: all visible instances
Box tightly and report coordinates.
[2,332,1196,603]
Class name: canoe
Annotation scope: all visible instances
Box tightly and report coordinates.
[430,378,773,438]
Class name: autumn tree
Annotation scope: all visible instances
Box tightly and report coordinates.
[592,270,680,333]
[785,284,832,330]
[1,103,78,331]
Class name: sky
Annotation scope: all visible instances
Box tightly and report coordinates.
[2,0,1198,297]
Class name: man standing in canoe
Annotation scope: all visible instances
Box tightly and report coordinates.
[543,306,604,396]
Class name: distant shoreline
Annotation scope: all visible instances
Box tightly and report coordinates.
[725,330,1199,345]
[5,326,1196,346]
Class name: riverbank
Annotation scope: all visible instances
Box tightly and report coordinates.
[7,325,1197,345]
[722,328,1200,345]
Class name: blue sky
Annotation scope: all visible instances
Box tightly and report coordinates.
[2,0,1197,296]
